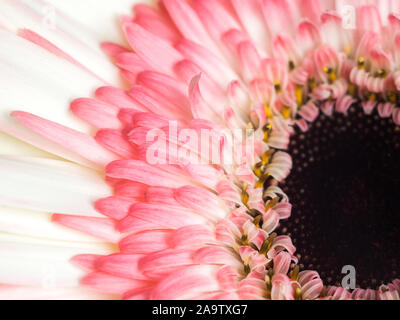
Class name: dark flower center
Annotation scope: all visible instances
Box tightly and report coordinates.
[279,105,400,289]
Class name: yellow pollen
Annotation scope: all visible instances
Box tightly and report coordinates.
[323,66,330,73]
[241,188,249,206]
[260,232,277,256]
[380,286,389,293]
[262,149,275,166]
[253,162,263,179]
[265,275,271,287]
[267,233,277,251]
[388,91,397,104]
[264,105,274,119]
[290,265,300,281]
[263,131,269,143]
[295,288,302,300]
[282,106,291,119]
[265,197,280,211]
[368,92,377,101]
[348,83,357,97]
[263,123,273,143]
[375,69,386,78]
[308,77,317,91]
[253,215,262,228]
[295,85,304,106]
[329,72,337,83]
[345,45,351,56]
[241,234,249,246]
[358,56,366,69]
[259,240,269,256]
[323,66,337,84]
[243,257,250,274]
[274,80,282,93]
[255,176,268,189]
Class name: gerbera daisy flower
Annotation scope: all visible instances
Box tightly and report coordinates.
[0,0,399,300]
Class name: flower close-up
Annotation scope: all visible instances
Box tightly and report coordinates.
[0,0,399,301]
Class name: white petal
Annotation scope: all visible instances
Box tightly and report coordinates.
[0,205,106,243]
[0,131,59,158]
[0,257,83,287]
[0,31,103,132]
[45,0,146,43]
[0,0,126,85]
[0,237,114,287]
[0,285,118,300]
[0,156,111,216]
[0,232,116,252]
[0,31,111,164]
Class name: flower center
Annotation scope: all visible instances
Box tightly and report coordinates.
[279,104,400,289]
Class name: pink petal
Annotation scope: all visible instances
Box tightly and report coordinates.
[11,111,117,167]
[101,42,129,58]
[52,214,120,243]
[115,52,151,76]
[237,41,262,83]
[231,0,270,52]
[194,246,239,266]
[119,230,173,254]
[150,265,220,300]
[113,181,147,200]
[146,187,180,206]
[106,160,193,189]
[81,272,146,295]
[193,0,241,43]
[19,29,103,83]
[175,185,227,220]
[95,86,146,111]
[133,4,180,44]
[129,86,189,121]
[123,23,182,76]
[139,249,194,279]
[273,252,292,275]
[163,0,217,51]
[71,254,102,272]
[95,129,137,159]
[119,203,208,233]
[189,74,222,122]
[176,39,238,89]
[136,71,192,116]
[96,254,147,280]
[70,98,121,129]
[170,225,216,249]
[262,0,299,36]
[358,5,382,33]
[94,196,135,220]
